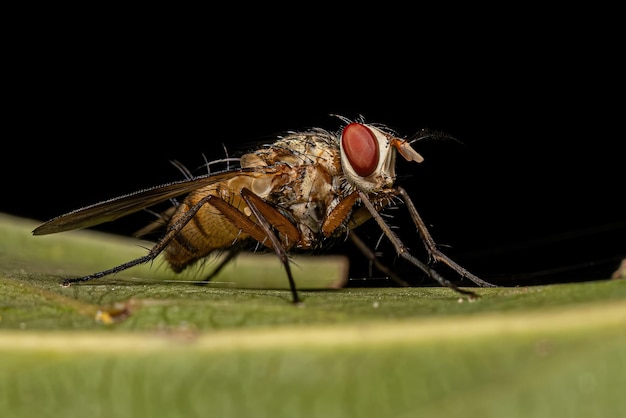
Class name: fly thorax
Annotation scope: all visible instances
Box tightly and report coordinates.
[279,164,335,245]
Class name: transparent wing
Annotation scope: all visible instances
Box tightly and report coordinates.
[32,167,274,235]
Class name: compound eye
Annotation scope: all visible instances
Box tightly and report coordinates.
[341,123,380,177]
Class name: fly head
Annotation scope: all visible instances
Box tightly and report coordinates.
[339,123,424,193]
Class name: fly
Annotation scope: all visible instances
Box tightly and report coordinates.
[33,116,496,303]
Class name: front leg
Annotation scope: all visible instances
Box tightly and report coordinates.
[396,186,496,288]
[321,191,410,287]
[358,191,480,299]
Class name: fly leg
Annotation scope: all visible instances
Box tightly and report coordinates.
[396,187,496,288]
[206,187,302,304]
[347,231,410,287]
[358,191,479,299]
[196,249,241,285]
[195,247,243,285]
[240,188,302,304]
[63,187,303,305]
[61,193,220,287]
[320,191,409,287]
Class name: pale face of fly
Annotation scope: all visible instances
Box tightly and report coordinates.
[339,123,424,193]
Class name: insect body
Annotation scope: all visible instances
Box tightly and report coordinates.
[33,117,495,303]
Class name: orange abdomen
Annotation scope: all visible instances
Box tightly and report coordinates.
[164,187,250,272]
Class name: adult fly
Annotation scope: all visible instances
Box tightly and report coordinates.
[33,116,495,303]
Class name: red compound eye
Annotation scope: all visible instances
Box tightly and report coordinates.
[341,123,380,177]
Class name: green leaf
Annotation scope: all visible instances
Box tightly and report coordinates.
[1,212,625,418]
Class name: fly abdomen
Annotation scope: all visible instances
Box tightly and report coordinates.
[163,187,251,272]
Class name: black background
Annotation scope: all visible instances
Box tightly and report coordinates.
[3,18,624,288]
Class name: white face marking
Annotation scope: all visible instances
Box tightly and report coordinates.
[340,123,422,193]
